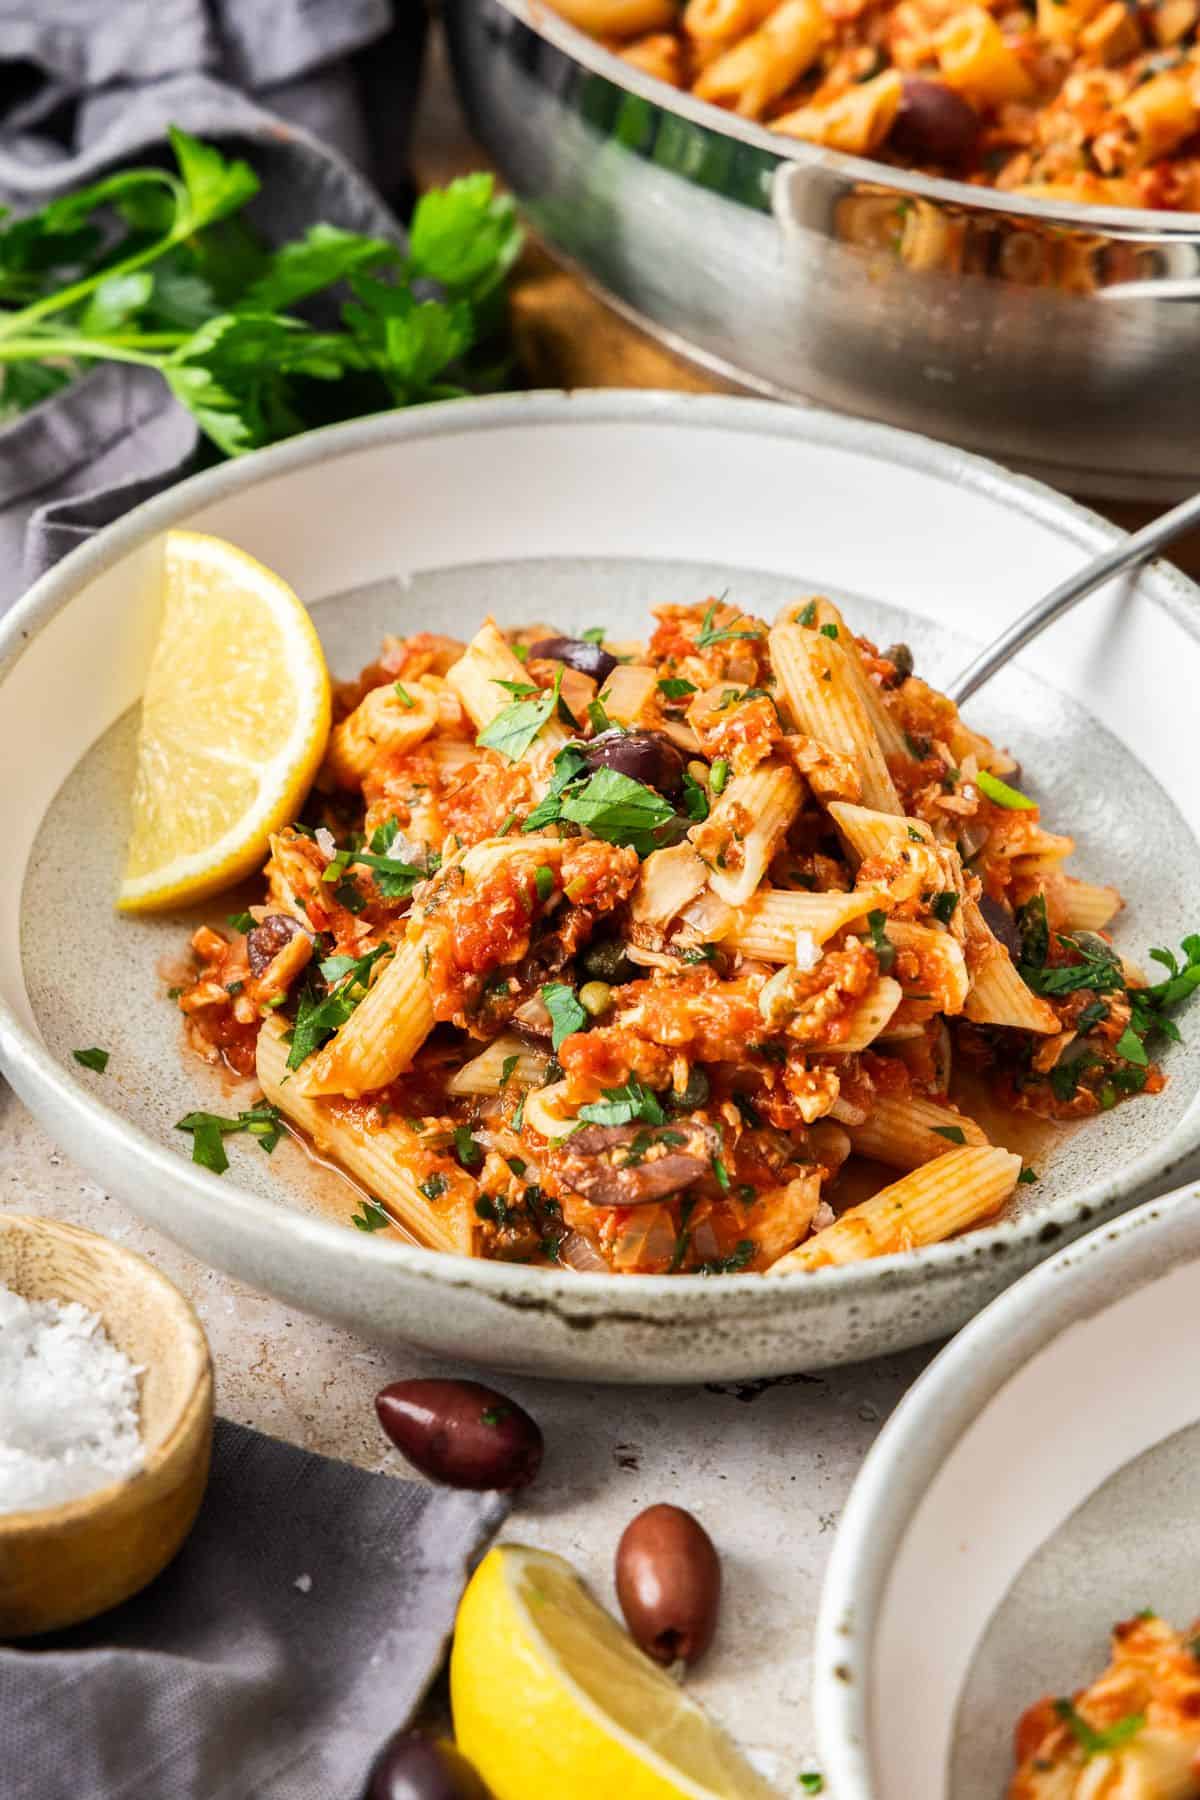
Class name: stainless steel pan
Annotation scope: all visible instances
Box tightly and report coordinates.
[444,0,1200,499]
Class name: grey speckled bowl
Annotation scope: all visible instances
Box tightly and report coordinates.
[815,1179,1200,1798]
[2,392,1200,1383]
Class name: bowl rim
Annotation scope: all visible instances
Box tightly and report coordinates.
[812,1175,1200,1798]
[0,1213,214,1536]
[471,0,1200,238]
[2,387,1200,1320]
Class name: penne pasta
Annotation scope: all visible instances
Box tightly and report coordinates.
[847,1092,989,1168]
[257,1022,477,1253]
[325,681,439,788]
[769,1148,1022,1271]
[728,885,892,960]
[693,759,805,905]
[770,624,901,814]
[694,0,827,117]
[447,1034,549,1096]
[294,940,435,1098]
[446,620,572,761]
[1055,874,1123,932]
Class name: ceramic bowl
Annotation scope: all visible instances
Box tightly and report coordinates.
[0,1214,213,1637]
[814,1177,1200,1797]
[2,392,1200,1382]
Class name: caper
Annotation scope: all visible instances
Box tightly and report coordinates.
[671,1067,710,1111]
[579,938,634,984]
[578,980,612,1018]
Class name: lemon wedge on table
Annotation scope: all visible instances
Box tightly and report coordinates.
[118,530,331,912]
[451,1545,776,1800]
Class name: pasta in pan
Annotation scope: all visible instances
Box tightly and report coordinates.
[550,0,1200,210]
[174,595,1197,1275]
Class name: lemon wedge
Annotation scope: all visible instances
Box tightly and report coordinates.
[450,1545,776,1800]
[118,530,331,912]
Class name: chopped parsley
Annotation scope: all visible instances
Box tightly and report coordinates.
[796,602,817,627]
[712,1155,732,1191]
[819,622,839,640]
[866,909,895,973]
[175,1103,283,1173]
[669,1197,697,1272]
[228,910,255,933]
[542,981,588,1051]
[559,767,677,856]
[533,864,556,903]
[500,1053,519,1089]
[1053,1699,1145,1759]
[1114,1025,1148,1066]
[681,767,710,822]
[452,1126,483,1169]
[587,696,613,735]
[1018,1166,1038,1184]
[977,769,1036,811]
[931,1125,967,1144]
[578,1076,666,1128]
[695,599,763,650]
[698,1239,756,1275]
[72,1046,109,1073]
[930,891,959,925]
[521,743,590,833]
[419,1172,449,1200]
[799,1778,825,1795]
[478,668,563,761]
[1075,998,1110,1033]
[351,1197,392,1232]
[582,626,606,644]
[659,677,697,701]
[287,943,390,1070]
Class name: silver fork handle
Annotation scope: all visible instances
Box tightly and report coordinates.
[948,488,1200,707]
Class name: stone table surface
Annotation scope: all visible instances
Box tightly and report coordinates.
[1,1073,935,1792]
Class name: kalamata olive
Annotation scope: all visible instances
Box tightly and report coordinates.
[528,635,618,684]
[615,1503,721,1666]
[882,642,914,685]
[978,893,1022,960]
[375,1379,543,1491]
[581,729,685,797]
[579,937,636,984]
[889,77,979,165]
[364,1730,492,1800]
[554,1120,719,1209]
[245,912,304,976]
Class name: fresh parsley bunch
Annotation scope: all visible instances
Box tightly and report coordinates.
[0,127,522,455]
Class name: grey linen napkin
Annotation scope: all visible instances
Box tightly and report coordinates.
[0,1417,510,1800]
[0,0,427,611]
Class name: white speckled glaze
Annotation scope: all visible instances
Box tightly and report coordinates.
[815,1179,1200,1798]
[2,392,1200,1383]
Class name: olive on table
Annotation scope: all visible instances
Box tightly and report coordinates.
[615,1503,721,1667]
[375,1379,543,1491]
[527,634,618,685]
[581,729,685,797]
[364,1730,491,1800]
[245,912,305,976]
[888,77,979,165]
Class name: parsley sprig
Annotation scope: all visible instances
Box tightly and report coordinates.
[0,132,521,455]
[176,1103,283,1174]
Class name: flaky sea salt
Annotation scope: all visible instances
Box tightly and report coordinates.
[0,1283,144,1513]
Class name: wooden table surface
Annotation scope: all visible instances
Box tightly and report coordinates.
[414,27,1200,577]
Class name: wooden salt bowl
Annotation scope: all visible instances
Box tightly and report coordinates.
[0,1215,214,1637]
